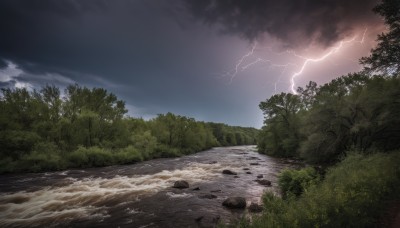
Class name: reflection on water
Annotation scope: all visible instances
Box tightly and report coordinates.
[0,146,300,227]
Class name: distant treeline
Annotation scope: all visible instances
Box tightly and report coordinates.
[257,73,400,164]
[0,84,258,173]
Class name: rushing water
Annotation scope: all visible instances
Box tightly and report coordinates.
[0,146,300,228]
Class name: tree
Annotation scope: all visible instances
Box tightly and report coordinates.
[360,0,400,75]
[297,81,318,110]
[299,74,370,163]
[258,93,303,157]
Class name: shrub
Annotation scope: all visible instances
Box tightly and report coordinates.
[68,146,114,167]
[113,146,144,164]
[0,130,41,159]
[0,157,16,173]
[17,142,66,172]
[132,130,157,156]
[153,144,181,158]
[278,167,320,199]
[248,151,400,228]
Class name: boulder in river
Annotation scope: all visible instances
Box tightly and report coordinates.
[222,170,237,175]
[192,187,200,191]
[246,171,252,174]
[255,179,272,186]
[257,174,263,178]
[243,168,250,170]
[248,203,263,213]
[173,180,189,189]
[210,189,222,193]
[222,197,247,209]
[233,175,239,178]
[250,163,260,166]
[195,216,204,222]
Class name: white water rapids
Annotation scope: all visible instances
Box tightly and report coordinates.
[0,146,300,227]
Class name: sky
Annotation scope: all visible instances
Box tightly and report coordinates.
[0,0,385,128]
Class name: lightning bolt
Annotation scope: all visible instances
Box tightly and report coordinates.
[219,43,256,83]
[220,28,368,94]
[290,28,368,94]
[219,42,296,83]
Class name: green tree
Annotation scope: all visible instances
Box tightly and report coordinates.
[258,93,303,157]
[299,74,370,163]
[360,0,400,75]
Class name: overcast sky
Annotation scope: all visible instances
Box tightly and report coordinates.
[0,0,384,128]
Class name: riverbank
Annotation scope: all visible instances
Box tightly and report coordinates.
[246,151,400,227]
[0,143,257,175]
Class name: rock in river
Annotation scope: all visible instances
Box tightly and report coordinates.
[256,174,263,178]
[222,197,246,209]
[222,170,237,175]
[173,180,189,189]
[255,179,271,186]
[248,203,263,213]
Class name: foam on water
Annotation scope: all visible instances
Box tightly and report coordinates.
[0,162,225,227]
[165,192,193,198]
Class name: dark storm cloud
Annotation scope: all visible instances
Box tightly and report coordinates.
[0,59,7,69]
[0,0,180,79]
[0,0,380,79]
[0,0,256,125]
[183,0,380,47]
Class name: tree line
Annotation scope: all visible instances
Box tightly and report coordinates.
[257,74,400,163]
[0,84,258,173]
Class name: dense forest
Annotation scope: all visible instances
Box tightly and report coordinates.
[257,73,400,163]
[247,0,400,227]
[0,84,258,173]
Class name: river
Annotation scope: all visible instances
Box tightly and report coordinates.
[0,146,300,228]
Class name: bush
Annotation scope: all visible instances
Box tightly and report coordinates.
[153,144,181,158]
[132,130,157,156]
[278,167,320,199]
[68,146,114,167]
[0,130,41,159]
[19,151,65,172]
[113,146,144,164]
[0,157,16,173]
[248,151,400,228]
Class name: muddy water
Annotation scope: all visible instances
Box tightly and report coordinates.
[0,146,300,227]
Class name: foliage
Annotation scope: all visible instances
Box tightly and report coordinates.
[246,152,400,228]
[258,93,303,157]
[360,0,400,75]
[278,167,320,199]
[0,85,258,173]
[258,73,400,164]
